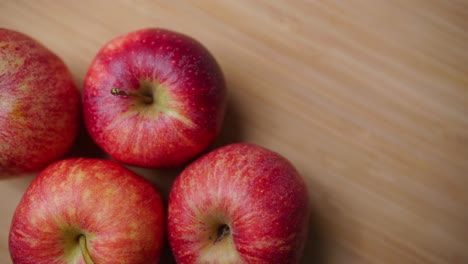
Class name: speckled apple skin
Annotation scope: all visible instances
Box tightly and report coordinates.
[83,28,227,169]
[9,158,165,264]
[168,143,310,264]
[0,28,80,174]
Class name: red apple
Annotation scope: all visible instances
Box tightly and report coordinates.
[83,28,227,169]
[0,28,80,175]
[9,158,165,264]
[168,143,310,263]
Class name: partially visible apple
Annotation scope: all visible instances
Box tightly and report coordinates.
[9,158,165,264]
[0,28,80,175]
[168,143,310,263]
[83,28,227,169]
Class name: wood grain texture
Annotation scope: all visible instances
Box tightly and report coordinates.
[1,0,467,263]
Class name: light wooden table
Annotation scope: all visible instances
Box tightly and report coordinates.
[1,1,467,263]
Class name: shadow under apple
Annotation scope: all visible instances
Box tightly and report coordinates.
[300,204,329,264]
[210,92,245,150]
[65,115,108,159]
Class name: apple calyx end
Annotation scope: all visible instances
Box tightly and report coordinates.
[213,224,230,244]
[110,88,153,104]
[78,234,95,264]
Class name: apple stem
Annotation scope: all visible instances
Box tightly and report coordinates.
[78,234,95,264]
[214,224,230,244]
[110,88,153,104]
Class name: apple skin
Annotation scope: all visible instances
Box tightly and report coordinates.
[168,143,310,264]
[83,28,227,169]
[9,158,165,264]
[0,28,80,174]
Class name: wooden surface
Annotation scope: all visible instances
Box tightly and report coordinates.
[1,0,468,263]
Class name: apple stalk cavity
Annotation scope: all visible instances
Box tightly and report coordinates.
[214,224,230,244]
